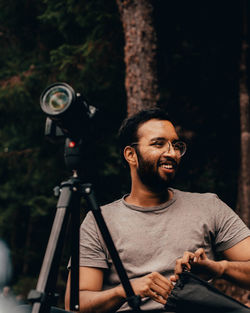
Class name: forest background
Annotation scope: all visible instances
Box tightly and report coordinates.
[0,0,249,308]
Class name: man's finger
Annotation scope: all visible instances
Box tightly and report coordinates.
[193,248,206,262]
[169,274,178,282]
[175,256,193,275]
[150,282,171,300]
[151,272,174,290]
[175,259,183,275]
[148,289,167,305]
[175,259,190,275]
[182,251,195,263]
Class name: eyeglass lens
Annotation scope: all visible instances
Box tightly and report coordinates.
[171,141,186,156]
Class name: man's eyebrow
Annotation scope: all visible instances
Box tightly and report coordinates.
[149,137,179,142]
[149,137,166,142]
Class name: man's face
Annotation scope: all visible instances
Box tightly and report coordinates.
[134,119,181,192]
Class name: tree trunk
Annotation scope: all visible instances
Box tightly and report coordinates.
[116,0,160,116]
[215,1,250,306]
[237,0,250,228]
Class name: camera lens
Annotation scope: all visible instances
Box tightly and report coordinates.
[48,90,68,111]
[41,85,74,115]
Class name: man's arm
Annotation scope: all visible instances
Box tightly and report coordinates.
[220,236,250,289]
[65,266,174,313]
[171,237,250,290]
[65,267,126,313]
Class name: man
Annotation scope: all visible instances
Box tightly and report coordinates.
[65,109,250,312]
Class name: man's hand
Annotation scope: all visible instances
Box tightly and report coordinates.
[123,272,174,305]
[170,248,227,282]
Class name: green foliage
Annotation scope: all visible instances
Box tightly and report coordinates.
[38,0,125,100]
[0,0,125,303]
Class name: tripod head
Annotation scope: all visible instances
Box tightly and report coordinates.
[64,138,83,174]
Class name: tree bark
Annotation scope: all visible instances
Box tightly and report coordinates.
[218,1,250,305]
[237,0,250,227]
[116,0,160,116]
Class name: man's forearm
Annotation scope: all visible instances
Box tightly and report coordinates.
[220,260,250,289]
[79,285,126,313]
[174,248,250,290]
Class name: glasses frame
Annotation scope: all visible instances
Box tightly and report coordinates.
[130,140,187,157]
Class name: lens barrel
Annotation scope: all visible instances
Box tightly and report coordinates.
[40,83,75,115]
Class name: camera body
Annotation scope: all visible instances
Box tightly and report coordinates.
[40,82,96,141]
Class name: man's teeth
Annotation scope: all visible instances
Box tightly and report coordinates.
[161,164,173,169]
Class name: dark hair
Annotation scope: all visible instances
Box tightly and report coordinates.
[118,108,173,161]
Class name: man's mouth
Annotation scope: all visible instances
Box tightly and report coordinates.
[158,158,177,171]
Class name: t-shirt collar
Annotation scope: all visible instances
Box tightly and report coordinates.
[122,188,177,212]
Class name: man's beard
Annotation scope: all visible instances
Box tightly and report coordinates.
[136,150,177,193]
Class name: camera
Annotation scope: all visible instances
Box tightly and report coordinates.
[40,82,97,141]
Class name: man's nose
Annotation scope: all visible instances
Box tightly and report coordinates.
[162,142,177,157]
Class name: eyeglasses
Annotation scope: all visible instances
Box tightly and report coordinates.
[131,140,187,157]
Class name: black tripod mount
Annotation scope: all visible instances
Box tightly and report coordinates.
[27,138,141,313]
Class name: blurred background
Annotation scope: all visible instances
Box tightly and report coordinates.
[0,0,249,308]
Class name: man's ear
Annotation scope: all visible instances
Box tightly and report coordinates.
[123,146,138,166]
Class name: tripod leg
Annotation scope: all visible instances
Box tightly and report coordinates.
[69,189,80,311]
[83,184,141,311]
[29,179,80,313]
[31,206,69,313]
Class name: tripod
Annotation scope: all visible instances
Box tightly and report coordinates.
[27,138,141,313]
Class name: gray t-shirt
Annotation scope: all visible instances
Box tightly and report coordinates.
[79,188,250,311]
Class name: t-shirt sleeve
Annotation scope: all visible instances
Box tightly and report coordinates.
[212,195,250,252]
[79,211,109,269]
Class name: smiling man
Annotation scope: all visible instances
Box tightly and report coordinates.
[124,117,184,206]
[65,109,250,313]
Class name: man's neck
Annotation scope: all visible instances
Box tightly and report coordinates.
[125,186,173,207]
